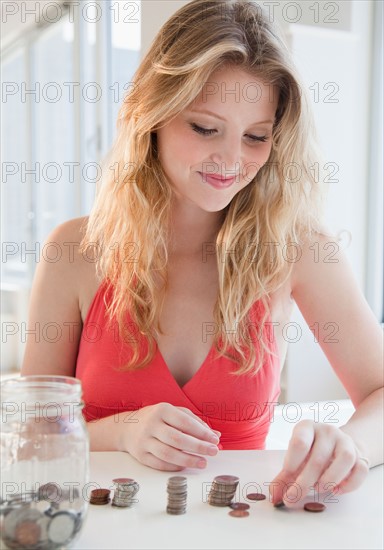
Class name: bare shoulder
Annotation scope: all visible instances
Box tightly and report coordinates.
[21,216,101,377]
[291,224,340,291]
[46,215,89,262]
[42,216,102,319]
[46,216,97,280]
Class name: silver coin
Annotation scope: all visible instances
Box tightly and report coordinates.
[3,509,24,539]
[167,478,187,486]
[112,499,135,505]
[8,493,37,509]
[73,511,85,535]
[10,491,37,501]
[35,500,52,514]
[47,511,77,544]
[112,497,132,503]
[0,499,10,515]
[112,478,136,484]
[166,508,186,515]
[114,488,138,496]
[36,514,50,541]
[38,483,62,502]
[45,501,61,517]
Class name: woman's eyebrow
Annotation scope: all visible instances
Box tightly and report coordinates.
[187,108,274,125]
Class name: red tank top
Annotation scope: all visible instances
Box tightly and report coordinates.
[75,281,281,450]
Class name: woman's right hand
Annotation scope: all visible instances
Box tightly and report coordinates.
[119,402,221,471]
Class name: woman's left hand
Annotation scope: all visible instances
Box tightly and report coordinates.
[269,420,370,507]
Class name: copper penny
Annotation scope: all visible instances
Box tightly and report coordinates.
[273,500,285,508]
[90,489,110,498]
[246,492,266,501]
[39,482,61,501]
[304,502,326,513]
[229,502,250,511]
[15,521,41,546]
[229,509,250,518]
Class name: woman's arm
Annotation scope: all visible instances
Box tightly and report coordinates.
[270,230,383,506]
[291,231,383,467]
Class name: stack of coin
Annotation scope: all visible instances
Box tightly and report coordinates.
[207,475,239,507]
[111,478,140,508]
[166,476,187,515]
[90,489,111,506]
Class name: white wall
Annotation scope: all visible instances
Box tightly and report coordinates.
[281,1,375,402]
[141,0,187,60]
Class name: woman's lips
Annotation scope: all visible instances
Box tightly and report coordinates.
[199,172,236,189]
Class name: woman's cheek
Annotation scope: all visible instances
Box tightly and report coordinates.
[244,148,271,181]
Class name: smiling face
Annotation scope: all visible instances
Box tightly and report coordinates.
[156,65,278,213]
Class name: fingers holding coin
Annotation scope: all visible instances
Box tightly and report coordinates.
[270,421,371,507]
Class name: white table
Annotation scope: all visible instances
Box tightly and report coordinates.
[74,451,383,550]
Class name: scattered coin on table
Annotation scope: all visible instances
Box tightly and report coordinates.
[229,509,250,518]
[246,492,266,501]
[304,502,326,513]
[229,502,250,511]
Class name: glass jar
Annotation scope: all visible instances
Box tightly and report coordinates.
[0,375,89,550]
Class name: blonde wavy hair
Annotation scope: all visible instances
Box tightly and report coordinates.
[80,0,332,376]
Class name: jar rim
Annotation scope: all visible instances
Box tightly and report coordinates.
[1,375,82,397]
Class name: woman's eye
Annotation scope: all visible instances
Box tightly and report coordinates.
[190,123,268,143]
[190,123,216,136]
[248,134,268,143]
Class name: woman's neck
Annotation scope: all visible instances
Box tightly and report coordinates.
[168,200,226,257]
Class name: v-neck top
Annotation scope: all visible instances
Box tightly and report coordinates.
[75,280,281,450]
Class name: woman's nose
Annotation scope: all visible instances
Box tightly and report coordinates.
[210,139,242,177]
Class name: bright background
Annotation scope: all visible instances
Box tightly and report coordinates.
[1,1,383,411]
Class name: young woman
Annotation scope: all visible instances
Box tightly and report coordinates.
[22,0,383,507]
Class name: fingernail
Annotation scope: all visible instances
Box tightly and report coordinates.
[197,459,206,468]
[208,445,218,456]
[286,488,294,498]
[209,434,220,443]
[285,488,299,503]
